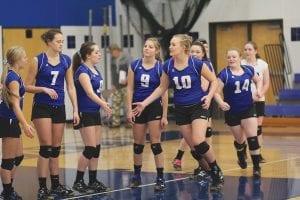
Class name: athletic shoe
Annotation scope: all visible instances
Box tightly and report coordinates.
[129,175,141,188]
[154,177,166,191]
[190,168,211,187]
[253,167,261,178]
[73,180,90,193]
[172,159,182,171]
[51,184,74,197]
[37,187,54,200]
[88,180,111,193]
[1,190,22,200]
[210,169,224,191]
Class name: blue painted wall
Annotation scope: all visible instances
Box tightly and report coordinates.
[0,0,115,27]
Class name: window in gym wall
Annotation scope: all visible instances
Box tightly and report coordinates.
[67,35,76,49]
[123,34,134,48]
[84,35,93,42]
[291,27,300,41]
[101,35,110,48]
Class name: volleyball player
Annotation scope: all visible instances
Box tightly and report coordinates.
[127,38,168,191]
[242,41,270,163]
[0,46,34,200]
[214,48,262,177]
[133,34,224,191]
[71,42,112,193]
[25,29,80,199]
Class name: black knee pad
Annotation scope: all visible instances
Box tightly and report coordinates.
[247,136,260,151]
[39,146,52,158]
[234,141,246,150]
[151,143,163,155]
[205,127,213,138]
[191,150,202,161]
[257,126,262,136]
[93,144,101,158]
[15,155,24,166]
[1,158,15,170]
[194,141,210,155]
[51,146,61,158]
[83,146,96,160]
[133,143,144,154]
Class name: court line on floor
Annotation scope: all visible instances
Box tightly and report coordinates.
[63,155,300,199]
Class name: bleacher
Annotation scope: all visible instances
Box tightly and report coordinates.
[264,73,300,126]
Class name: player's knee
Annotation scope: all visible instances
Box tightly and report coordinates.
[194,141,210,155]
[82,146,96,160]
[247,136,260,151]
[51,146,61,158]
[15,155,24,166]
[133,143,144,154]
[205,127,213,138]
[1,158,15,170]
[257,126,262,136]
[39,146,52,158]
[93,144,101,158]
[151,143,163,155]
[191,150,202,161]
[234,141,246,150]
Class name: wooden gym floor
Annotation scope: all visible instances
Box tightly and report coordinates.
[1,119,300,200]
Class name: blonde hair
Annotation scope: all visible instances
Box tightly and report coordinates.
[145,37,162,62]
[227,47,242,57]
[173,34,193,54]
[1,46,25,107]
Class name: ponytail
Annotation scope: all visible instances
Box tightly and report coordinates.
[1,62,10,107]
[72,51,82,76]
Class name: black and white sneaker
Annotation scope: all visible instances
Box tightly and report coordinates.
[51,184,74,197]
[88,180,111,193]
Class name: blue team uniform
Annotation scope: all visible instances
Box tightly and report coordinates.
[34,53,71,106]
[0,70,25,120]
[75,64,103,112]
[218,65,255,114]
[202,60,214,96]
[163,56,205,106]
[131,59,162,103]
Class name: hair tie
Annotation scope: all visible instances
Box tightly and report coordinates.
[2,59,8,65]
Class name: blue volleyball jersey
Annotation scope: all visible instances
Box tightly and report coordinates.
[202,60,214,95]
[75,64,104,112]
[163,56,205,106]
[34,53,71,106]
[0,70,25,120]
[131,59,162,103]
[218,65,255,113]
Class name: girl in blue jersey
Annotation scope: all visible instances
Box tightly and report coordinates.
[72,42,112,193]
[133,34,223,191]
[25,29,79,199]
[0,46,34,200]
[173,41,218,176]
[127,38,168,191]
[214,48,263,177]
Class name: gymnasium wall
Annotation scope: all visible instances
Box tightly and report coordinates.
[191,0,300,74]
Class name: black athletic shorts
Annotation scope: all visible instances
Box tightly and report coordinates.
[31,103,66,123]
[254,101,265,117]
[225,105,257,126]
[133,101,162,124]
[0,117,21,138]
[174,102,208,125]
[74,112,102,130]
